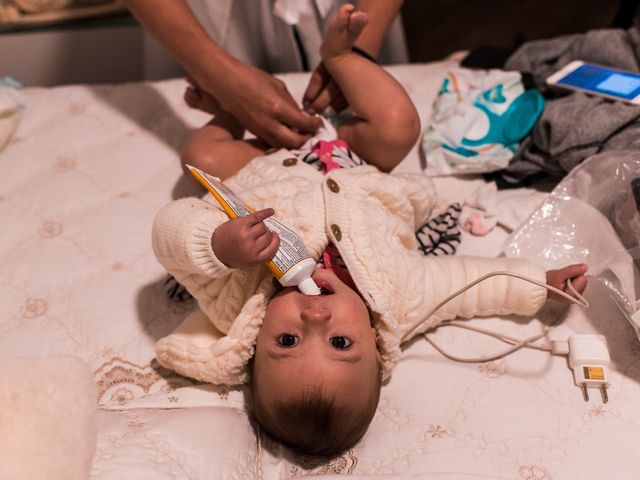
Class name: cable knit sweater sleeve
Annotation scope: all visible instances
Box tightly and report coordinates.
[152,196,234,283]
[397,255,548,341]
[369,252,549,382]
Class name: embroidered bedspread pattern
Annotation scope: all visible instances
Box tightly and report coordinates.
[1,66,640,479]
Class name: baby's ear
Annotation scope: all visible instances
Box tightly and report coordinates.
[367,307,380,327]
[372,328,384,366]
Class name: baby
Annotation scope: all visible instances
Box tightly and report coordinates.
[153,4,588,458]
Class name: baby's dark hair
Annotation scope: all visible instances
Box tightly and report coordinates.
[250,380,381,458]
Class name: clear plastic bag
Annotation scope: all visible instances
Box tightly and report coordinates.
[504,150,640,338]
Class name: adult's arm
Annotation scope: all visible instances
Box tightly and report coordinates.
[353,0,406,59]
[303,0,405,113]
[123,0,321,148]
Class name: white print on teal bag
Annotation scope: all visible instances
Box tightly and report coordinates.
[421,68,544,175]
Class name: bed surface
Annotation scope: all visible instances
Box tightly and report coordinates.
[2,62,640,479]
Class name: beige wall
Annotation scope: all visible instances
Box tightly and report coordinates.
[0,21,183,86]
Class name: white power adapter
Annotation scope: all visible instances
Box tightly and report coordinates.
[567,334,610,403]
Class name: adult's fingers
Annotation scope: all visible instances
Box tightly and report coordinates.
[244,103,317,149]
[275,100,322,136]
[262,121,317,149]
[303,66,330,109]
[185,75,197,87]
[305,79,345,115]
[329,93,349,115]
[263,79,321,134]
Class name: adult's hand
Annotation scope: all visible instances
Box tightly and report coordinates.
[202,59,322,149]
[124,0,321,149]
[302,62,348,115]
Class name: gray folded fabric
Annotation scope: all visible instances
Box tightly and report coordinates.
[505,29,640,90]
[499,26,640,186]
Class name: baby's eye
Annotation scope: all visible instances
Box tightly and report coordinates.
[277,333,299,347]
[330,336,352,350]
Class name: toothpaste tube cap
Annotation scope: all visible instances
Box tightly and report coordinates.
[298,277,321,296]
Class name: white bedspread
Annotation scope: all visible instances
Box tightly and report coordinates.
[2,62,639,479]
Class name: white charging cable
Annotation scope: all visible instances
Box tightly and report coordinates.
[400,271,612,402]
[401,271,589,363]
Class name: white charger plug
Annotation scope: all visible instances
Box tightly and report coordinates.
[567,334,610,403]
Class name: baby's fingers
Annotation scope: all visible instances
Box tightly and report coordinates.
[252,228,276,252]
[248,208,275,225]
[255,231,281,263]
[546,263,589,303]
[568,273,588,296]
[563,263,589,280]
[547,263,587,287]
[303,67,327,112]
[247,209,277,241]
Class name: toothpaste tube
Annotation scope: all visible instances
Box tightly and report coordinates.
[186,164,321,295]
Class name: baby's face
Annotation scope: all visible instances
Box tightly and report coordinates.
[254,268,380,406]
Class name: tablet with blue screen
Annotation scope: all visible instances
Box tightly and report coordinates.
[546,60,640,104]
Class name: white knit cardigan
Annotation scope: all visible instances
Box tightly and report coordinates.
[152,149,548,385]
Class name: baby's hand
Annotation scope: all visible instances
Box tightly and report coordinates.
[211,209,280,268]
[545,263,588,303]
